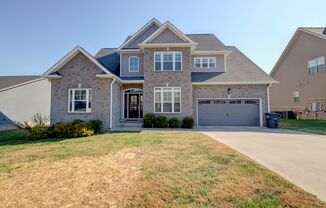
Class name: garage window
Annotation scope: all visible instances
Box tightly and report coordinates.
[154,87,181,113]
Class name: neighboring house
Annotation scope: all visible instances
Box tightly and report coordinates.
[43,19,275,130]
[0,76,51,130]
[270,27,326,119]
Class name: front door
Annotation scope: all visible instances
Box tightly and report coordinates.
[129,94,139,118]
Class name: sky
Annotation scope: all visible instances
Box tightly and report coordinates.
[0,0,325,76]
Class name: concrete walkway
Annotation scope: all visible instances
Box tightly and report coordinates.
[199,126,326,201]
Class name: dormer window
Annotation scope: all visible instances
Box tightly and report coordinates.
[129,56,139,72]
[194,57,216,68]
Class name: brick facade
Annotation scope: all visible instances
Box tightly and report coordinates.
[50,52,112,130]
[143,47,193,120]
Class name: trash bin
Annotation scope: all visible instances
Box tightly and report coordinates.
[265,113,280,128]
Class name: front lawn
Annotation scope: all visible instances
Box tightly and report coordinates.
[280,119,326,135]
[0,130,324,207]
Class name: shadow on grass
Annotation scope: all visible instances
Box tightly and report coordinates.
[0,129,67,146]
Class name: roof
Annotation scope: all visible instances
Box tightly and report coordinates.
[302,27,326,37]
[270,27,326,77]
[95,48,120,77]
[186,34,229,51]
[44,46,114,77]
[192,46,276,84]
[0,75,41,90]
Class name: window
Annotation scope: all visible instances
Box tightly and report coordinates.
[154,52,182,71]
[129,56,139,72]
[293,91,299,103]
[154,87,181,113]
[194,57,216,68]
[308,56,325,74]
[68,89,92,113]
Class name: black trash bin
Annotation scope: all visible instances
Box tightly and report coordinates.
[265,113,280,128]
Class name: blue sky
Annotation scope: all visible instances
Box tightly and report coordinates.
[0,0,325,76]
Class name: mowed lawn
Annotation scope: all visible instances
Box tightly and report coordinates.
[280,119,326,135]
[0,130,324,207]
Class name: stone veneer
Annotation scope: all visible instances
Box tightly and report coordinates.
[50,52,112,130]
[192,85,268,126]
[143,47,193,120]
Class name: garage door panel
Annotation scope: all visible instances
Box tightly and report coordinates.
[198,99,260,126]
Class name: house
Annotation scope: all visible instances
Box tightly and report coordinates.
[43,19,275,130]
[270,27,326,119]
[0,76,51,131]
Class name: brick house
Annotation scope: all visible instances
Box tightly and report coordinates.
[43,19,276,130]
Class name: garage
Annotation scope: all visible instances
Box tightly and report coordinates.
[197,99,261,126]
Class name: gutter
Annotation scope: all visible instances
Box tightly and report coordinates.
[109,77,116,129]
[267,83,272,113]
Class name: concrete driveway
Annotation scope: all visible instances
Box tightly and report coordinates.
[199,126,326,201]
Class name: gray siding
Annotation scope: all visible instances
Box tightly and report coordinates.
[150,28,186,43]
[50,52,112,130]
[191,55,225,72]
[192,85,268,126]
[143,47,193,120]
[124,24,159,49]
[120,53,144,77]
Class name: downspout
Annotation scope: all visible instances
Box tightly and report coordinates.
[109,77,116,129]
[267,83,272,113]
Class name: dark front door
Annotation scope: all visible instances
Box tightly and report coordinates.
[129,94,139,118]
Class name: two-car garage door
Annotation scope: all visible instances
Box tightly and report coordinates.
[198,99,260,126]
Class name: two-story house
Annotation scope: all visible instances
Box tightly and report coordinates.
[270,27,326,119]
[43,19,275,130]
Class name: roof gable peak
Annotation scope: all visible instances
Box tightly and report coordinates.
[118,18,162,50]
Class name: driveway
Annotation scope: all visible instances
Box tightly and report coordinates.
[199,126,326,201]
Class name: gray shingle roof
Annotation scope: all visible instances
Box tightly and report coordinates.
[95,48,120,77]
[301,27,326,37]
[186,34,229,51]
[192,46,275,83]
[0,75,41,90]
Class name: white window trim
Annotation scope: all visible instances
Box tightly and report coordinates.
[68,88,92,113]
[308,56,325,74]
[154,51,182,71]
[194,57,216,68]
[154,87,181,113]
[128,56,140,72]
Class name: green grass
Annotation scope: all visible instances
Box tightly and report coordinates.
[280,119,326,135]
[0,130,324,207]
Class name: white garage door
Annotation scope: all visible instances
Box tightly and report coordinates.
[198,99,260,126]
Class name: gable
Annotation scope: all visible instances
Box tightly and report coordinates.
[56,52,104,76]
[43,46,112,77]
[150,28,186,43]
[123,23,160,49]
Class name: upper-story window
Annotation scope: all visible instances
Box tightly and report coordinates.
[154,52,182,71]
[129,56,139,72]
[308,56,325,75]
[194,57,216,68]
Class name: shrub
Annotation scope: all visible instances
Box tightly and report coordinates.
[71,119,84,125]
[88,119,103,134]
[143,113,156,128]
[27,125,50,140]
[17,113,50,140]
[155,116,169,128]
[51,121,94,138]
[169,117,180,128]
[182,116,194,129]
